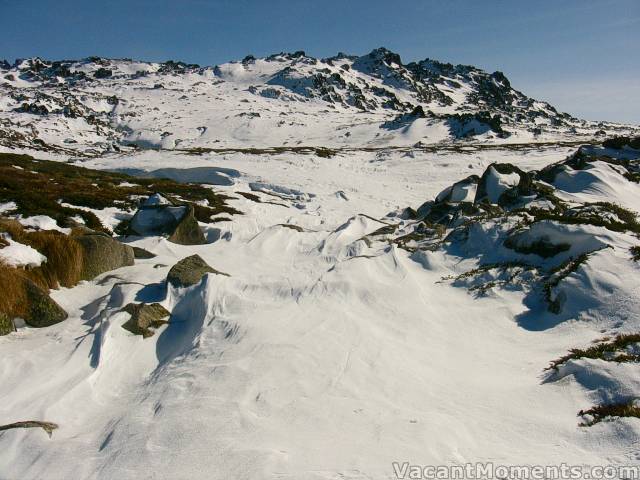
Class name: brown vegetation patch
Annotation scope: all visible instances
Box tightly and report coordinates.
[0,152,240,233]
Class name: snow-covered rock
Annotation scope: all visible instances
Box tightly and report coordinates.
[0,234,47,267]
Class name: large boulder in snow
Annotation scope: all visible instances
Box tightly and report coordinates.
[167,206,206,245]
[121,302,170,338]
[129,194,206,245]
[435,175,479,204]
[0,264,67,329]
[167,254,228,288]
[474,163,525,205]
[23,279,68,328]
[75,232,135,281]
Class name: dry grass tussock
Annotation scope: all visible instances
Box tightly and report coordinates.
[0,218,84,290]
[0,259,32,320]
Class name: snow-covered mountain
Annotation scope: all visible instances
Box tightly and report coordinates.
[1,48,637,156]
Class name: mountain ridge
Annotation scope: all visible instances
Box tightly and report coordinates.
[0,47,638,157]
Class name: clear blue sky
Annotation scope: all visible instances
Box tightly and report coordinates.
[1,0,638,123]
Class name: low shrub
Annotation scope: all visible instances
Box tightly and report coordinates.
[0,219,83,289]
[578,400,640,426]
[547,333,640,370]
[0,152,240,234]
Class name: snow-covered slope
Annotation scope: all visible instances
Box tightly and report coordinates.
[1,48,640,480]
[0,139,639,479]
[1,49,638,156]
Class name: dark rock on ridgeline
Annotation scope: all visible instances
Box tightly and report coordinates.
[603,136,640,150]
[167,254,229,288]
[121,302,170,338]
[93,68,112,79]
[128,194,207,245]
[409,105,427,118]
[74,232,135,280]
[14,102,49,115]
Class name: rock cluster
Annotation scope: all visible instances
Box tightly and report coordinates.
[129,194,206,245]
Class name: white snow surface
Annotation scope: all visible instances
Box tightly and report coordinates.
[0,142,639,479]
[16,215,70,234]
[0,201,17,214]
[0,235,47,268]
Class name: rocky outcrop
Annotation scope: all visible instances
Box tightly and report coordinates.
[603,136,640,150]
[129,195,206,245]
[75,233,135,281]
[167,254,228,288]
[121,303,170,338]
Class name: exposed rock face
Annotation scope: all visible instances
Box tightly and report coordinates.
[121,303,170,338]
[167,254,228,288]
[23,279,68,328]
[0,312,15,335]
[129,195,206,245]
[75,233,135,280]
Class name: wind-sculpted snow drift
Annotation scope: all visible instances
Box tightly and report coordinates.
[368,141,640,426]
[1,49,640,480]
[0,138,638,478]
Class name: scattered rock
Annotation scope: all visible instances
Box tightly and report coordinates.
[132,246,156,259]
[129,195,206,245]
[167,254,228,288]
[75,233,135,280]
[121,303,170,338]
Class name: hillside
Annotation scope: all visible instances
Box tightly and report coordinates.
[1,49,638,157]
